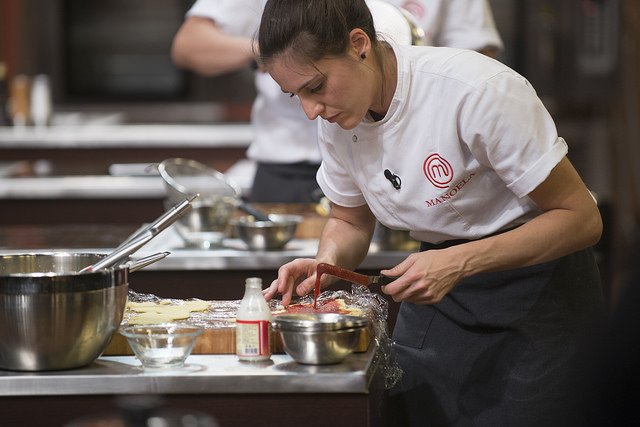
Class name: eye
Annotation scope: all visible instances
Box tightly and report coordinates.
[310,82,324,94]
[288,93,295,98]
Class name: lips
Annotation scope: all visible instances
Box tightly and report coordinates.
[325,113,339,123]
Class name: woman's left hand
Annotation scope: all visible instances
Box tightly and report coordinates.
[380,249,466,304]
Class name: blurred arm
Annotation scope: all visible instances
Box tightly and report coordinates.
[171,16,255,76]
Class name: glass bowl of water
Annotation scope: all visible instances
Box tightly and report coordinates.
[120,324,203,369]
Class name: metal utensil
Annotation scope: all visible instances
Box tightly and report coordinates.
[316,262,395,288]
[80,195,196,273]
[123,251,170,272]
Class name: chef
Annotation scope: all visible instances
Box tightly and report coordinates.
[258,0,604,426]
[171,0,502,203]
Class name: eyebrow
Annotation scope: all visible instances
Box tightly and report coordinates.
[280,76,318,95]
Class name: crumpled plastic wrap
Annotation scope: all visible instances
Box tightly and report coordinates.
[125,287,403,389]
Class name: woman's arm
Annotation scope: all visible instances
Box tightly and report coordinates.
[171,16,255,76]
[381,156,602,304]
[264,203,376,305]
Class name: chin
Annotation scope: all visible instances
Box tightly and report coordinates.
[337,117,360,130]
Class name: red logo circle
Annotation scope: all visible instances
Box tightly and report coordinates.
[423,154,453,189]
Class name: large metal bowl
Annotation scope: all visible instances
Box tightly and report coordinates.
[0,253,129,371]
[272,313,369,364]
[231,214,303,250]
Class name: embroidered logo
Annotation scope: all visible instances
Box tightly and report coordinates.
[423,153,453,189]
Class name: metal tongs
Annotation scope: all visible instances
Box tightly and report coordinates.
[79,194,198,273]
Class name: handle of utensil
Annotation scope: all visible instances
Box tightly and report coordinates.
[80,231,155,273]
[145,194,197,233]
[117,194,197,250]
[80,195,195,274]
[237,201,271,222]
[372,274,396,287]
[124,251,170,273]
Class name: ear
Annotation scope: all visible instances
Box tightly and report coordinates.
[348,28,372,60]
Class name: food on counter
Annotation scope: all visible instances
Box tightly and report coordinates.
[106,291,376,356]
[126,298,211,325]
[274,298,364,317]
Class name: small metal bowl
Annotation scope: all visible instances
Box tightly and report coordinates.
[272,313,368,365]
[231,214,303,250]
[120,324,203,369]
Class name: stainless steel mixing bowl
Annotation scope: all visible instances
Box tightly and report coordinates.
[231,214,303,250]
[0,253,129,371]
[272,313,369,364]
[158,158,241,249]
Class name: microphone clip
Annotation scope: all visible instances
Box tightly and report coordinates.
[384,169,402,190]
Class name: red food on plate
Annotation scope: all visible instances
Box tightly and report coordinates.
[274,298,362,316]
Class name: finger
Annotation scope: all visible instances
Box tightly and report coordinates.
[281,275,295,306]
[296,275,317,297]
[263,280,278,301]
[380,256,414,277]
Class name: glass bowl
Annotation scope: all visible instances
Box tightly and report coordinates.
[119,324,204,369]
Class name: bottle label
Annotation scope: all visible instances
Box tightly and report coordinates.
[236,320,271,358]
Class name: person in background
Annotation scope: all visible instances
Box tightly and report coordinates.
[257,0,604,425]
[171,0,503,203]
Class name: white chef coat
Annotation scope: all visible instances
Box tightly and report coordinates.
[186,0,503,165]
[316,45,568,243]
[390,0,504,52]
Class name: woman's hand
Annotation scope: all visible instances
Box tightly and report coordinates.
[380,248,467,305]
[263,258,320,306]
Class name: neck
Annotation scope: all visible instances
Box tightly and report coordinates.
[369,43,397,118]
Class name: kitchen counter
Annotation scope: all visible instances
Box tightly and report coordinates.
[0,349,378,396]
[0,347,389,426]
[0,224,411,271]
[0,124,252,148]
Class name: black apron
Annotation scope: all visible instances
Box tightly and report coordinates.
[248,161,321,203]
[388,240,604,427]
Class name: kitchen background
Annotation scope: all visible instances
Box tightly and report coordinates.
[0,0,638,305]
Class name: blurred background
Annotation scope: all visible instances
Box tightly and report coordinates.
[0,0,637,305]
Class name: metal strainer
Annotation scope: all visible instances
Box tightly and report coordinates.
[158,158,241,249]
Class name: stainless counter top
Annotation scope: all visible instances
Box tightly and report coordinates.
[0,225,409,270]
[0,159,256,199]
[0,175,165,199]
[0,348,379,396]
[0,124,252,149]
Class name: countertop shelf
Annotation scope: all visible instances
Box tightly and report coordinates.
[0,348,379,396]
[0,124,252,148]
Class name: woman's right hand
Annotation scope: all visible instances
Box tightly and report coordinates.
[263,258,321,306]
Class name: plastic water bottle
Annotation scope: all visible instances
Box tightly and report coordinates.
[236,277,272,361]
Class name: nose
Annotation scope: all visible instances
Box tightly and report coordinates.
[299,96,324,120]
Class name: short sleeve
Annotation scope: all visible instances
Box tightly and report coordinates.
[459,70,567,198]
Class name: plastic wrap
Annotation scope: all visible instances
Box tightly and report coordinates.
[125,288,403,389]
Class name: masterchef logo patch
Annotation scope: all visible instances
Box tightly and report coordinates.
[423,153,453,188]
[425,173,476,208]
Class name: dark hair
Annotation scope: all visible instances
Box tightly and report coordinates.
[257,0,378,66]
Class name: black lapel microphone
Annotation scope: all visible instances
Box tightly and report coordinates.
[384,169,402,190]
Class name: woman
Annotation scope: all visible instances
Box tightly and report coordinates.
[258,0,604,425]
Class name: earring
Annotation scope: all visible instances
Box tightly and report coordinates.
[360,53,366,60]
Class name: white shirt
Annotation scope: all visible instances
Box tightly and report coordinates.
[390,0,503,51]
[186,0,503,165]
[316,45,567,243]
